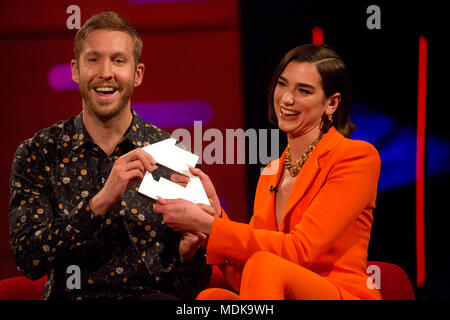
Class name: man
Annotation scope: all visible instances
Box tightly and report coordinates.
[9,11,210,300]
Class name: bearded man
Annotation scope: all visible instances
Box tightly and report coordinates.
[9,11,210,300]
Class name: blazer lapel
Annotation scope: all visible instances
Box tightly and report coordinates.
[279,127,344,231]
[280,150,320,231]
[254,157,284,231]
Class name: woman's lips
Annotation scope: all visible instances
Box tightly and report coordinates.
[279,105,300,118]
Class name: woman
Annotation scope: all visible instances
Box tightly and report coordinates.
[154,44,382,300]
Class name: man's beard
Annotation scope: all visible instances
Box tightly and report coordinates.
[80,81,134,122]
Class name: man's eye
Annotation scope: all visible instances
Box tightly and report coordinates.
[114,58,125,64]
[88,58,98,63]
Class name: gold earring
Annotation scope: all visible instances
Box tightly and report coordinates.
[328,114,333,123]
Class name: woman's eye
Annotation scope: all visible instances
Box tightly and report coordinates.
[277,80,286,86]
[298,88,311,94]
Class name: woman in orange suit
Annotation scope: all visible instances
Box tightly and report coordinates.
[154,44,382,300]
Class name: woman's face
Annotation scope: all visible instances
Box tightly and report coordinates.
[273,61,329,138]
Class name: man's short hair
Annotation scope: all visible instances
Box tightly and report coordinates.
[74,11,143,67]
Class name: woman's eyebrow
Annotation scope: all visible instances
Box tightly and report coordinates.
[279,75,316,90]
[296,82,316,90]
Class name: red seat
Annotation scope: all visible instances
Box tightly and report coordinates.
[0,275,47,300]
[0,261,415,300]
[366,261,415,300]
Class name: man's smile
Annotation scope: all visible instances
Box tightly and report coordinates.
[92,86,119,102]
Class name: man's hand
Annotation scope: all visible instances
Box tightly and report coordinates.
[90,148,156,216]
[179,232,207,262]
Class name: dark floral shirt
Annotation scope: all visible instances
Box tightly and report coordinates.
[9,109,211,300]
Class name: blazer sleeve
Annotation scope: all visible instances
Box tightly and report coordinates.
[206,141,381,269]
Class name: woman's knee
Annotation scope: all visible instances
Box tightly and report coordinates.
[240,251,285,299]
[196,288,239,300]
[243,251,276,275]
[250,251,276,263]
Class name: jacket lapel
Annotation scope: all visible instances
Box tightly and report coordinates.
[279,127,344,231]
[254,157,284,231]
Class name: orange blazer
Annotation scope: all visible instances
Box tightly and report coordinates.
[206,127,382,300]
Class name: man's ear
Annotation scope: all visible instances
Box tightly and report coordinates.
[134,63,145,87]
[326,92,341,116]
[71,59,79,84]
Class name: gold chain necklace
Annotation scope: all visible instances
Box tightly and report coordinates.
[284,134,323,177]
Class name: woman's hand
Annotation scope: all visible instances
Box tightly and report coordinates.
[153,198,216,234]
[188,167,222,217]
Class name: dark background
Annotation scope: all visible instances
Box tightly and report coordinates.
[0,0,449,299]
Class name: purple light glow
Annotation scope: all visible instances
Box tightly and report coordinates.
[132,101,213,128]
[48,64,78,91]
[48,65,213,128]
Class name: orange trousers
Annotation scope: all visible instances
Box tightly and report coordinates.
[197,251,343,300]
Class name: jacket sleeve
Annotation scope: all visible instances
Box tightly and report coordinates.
[9,140,104,280]
[208,209,248,292]
[173,245,212,299]
[206,142,380,269]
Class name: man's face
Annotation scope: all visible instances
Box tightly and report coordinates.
[71,30,144,122]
